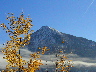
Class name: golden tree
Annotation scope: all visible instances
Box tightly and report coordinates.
[55,52,74,72]
[0,12,46,72]
[53,41,74,72]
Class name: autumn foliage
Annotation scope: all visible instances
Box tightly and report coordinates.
[0,13,73,72]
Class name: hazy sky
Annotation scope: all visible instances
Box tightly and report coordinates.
[0,0,96,44]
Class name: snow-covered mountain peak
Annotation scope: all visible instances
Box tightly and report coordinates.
[40,26,54,31]
[40,26,50,29]
[39,26,62,35]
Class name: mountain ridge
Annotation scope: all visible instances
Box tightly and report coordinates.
[34,26,96,42]
[24,26,96,58]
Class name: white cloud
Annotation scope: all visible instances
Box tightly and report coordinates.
[0,49,96,71]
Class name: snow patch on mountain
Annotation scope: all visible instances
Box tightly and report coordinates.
[39,26,63,35]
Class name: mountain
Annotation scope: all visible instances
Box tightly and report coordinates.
[1,26,96,71]
[24,26,96,58]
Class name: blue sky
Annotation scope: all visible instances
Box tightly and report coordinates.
[0,0,96,44]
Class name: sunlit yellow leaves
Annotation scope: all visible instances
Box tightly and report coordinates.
[62,56,68,59]
[0,23,7,30]
[23,19,27,23]
[55,50,73,72]
[30,30,34,33]
[26,59,43,72]
[38,46,50,54]
[62,41,64,43]
[13,21,17,24]
[68,60,72,62]
[9,36,15,40]
[0,12,38,72]
[0,23,5,27]
[59,50,63,53]
[30,53,40,59]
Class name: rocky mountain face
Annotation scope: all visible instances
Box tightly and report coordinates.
[24,26,96,58]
